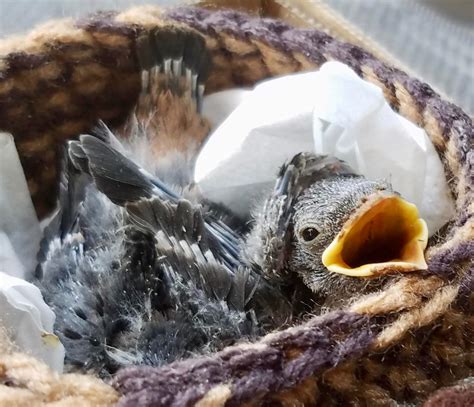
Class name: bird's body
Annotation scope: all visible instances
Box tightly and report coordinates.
[37,167,289,375]
[35,27,429,376]
[35,27,293,377]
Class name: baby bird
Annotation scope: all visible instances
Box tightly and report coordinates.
[35,26,429,377]
[35,27,292,377]
[242,154,428,310]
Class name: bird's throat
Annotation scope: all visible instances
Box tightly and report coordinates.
[322,194,428,277]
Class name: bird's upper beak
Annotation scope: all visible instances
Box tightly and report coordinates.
[322,193,428,277]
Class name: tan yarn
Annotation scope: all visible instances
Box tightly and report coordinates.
[350,276,445,315]
[0,330,118,407]
[374,284,459,349]
[259,279,471,406]
[194,384,232,407]
[265,307,473,406]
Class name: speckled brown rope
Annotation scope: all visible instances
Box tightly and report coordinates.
[0,5,472,407]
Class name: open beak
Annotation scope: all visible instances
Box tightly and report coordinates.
[322,194,428,277]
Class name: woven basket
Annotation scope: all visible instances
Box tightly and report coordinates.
[0,5,472,407]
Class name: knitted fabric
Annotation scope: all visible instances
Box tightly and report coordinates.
[0,5,472,406]
[423,378,474,407]
[0,330,118,407]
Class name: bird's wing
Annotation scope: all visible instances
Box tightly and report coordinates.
[68,134,241,268]
[125,197,244,306]
[38,24,213,272]
[124,197,292,332]
[68,133,291,320]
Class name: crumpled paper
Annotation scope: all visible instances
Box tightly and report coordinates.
[197,73,317,217]
[0,132,64,372]
[311,62,454,234]
[0,270,65,372]
[202,88,252,131]
[196,62,455,234]
[0,132,41,278]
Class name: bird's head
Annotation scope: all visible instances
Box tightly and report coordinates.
[291,175,428,296]
[246,153,428,304]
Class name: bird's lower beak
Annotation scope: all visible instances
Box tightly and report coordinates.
[322,194,428,277]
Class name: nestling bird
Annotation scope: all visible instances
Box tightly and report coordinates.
[242,154,428,310]
[35,27,292,377]
[34,26,428,377]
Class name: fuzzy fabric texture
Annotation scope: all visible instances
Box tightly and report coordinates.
[0,4,472,407]
[0,329,118,406]
[423,378,474,407]
[112,311,375,407]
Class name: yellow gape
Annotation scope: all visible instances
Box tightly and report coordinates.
[322,194,428,277]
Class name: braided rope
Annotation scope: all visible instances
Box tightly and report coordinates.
[113,311,375,406]
[350,276,445,315]
[0,5,471,406]
[0,330,118,406]
[373,284,459,349]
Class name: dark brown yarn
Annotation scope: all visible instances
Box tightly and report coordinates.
[0,17,141,216]
[112,292,473,406]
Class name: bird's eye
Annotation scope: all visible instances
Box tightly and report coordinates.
[300,227,319,242]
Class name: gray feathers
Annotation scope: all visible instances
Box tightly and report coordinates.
[36,126,291,377]
[69,135,155,205]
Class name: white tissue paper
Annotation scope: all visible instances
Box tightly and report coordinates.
[197,73,319,217]
[0,232,26,279]
[0,270,65,372]
[0,132,42,277]
[0,132,64,371]
[196,61,455,235]
[202,88,252,130]
[311,62,454,234]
